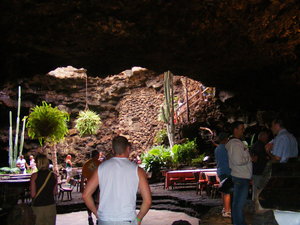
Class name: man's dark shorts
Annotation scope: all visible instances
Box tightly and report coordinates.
[218,174,233,194]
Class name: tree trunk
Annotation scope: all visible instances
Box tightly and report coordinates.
[50,144,59,177]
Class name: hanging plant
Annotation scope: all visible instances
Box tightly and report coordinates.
[75,110,102,136]
[26,101,69,175]
[26,101,69,145]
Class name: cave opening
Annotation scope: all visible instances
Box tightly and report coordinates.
[1,0,300,224]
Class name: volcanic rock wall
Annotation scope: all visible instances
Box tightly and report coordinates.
[0,67,206,166]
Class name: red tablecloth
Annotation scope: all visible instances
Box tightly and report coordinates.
[165,168,217,189]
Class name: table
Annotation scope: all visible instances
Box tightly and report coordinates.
[165,168,217,189]
[0,178,30,210]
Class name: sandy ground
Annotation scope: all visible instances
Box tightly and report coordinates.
[57,209,200,225]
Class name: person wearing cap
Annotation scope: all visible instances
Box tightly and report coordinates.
[214,132,231,218]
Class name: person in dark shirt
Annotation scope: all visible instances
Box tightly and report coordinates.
[30,154,57,225]
[250,130,270,212]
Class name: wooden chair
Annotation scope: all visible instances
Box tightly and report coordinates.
[58,178,77,201]
[196,172,208,196]
[205,173,220,198]
[72,174,81,192]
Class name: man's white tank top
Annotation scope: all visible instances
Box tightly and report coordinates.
[97,157,139,221]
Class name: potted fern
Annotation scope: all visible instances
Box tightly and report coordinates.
[75,75,102,137]
[26,101,69,175]
[75,110,102,136]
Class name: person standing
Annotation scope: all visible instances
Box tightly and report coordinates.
[29,155,37,172]
[214,132,231,218]
[254,118,299,213]
[226,121,252,225]
[250,131,270,212]
[81,150,102,225]
[30,154,57,225]
[265,118,298,163]
[65,154,72,183]
[83,136,152,225]
[16,155,28,174]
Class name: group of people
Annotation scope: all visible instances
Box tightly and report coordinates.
[214,119,298,225]
[29,136,152,225]
[16,154,37,174]
[27,118,298,225]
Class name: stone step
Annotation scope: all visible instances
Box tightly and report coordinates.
[57,193,205,219]
[136,198,180,207]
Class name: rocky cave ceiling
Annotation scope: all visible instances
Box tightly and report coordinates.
[1,0,300,109]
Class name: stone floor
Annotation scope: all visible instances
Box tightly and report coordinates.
[56,182,273,225]
[57,209,200,225]
[57,182,226,224]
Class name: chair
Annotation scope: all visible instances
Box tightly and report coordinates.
[196,172,208,196]
[58,178,77,201]
[205,173,220,199]
[72,174,81,192]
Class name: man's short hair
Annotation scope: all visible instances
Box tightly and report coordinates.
[112,136,130,155]
[216,132,229,143]
[91,150,99,158]
[231,121,244,134]
[172,220,192,225]
[272,118,285,128]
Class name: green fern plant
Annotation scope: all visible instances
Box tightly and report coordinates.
[26,101,69,175]
[75,110,102,136]
[26,101,69,145]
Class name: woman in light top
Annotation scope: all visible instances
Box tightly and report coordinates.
[29,155,37,172]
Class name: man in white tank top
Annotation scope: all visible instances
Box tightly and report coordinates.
[83,136,152,225]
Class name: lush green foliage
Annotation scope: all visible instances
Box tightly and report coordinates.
[191,153,206,167]
[26,101,69,145]
[0,167,20,174]
[142,139,202,172]
[75,110,102,136]
[153,129,168,146]
[141,146,172,172]
[172,139,198,166]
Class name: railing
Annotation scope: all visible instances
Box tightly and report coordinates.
[175,87,216,123]
[175,90,203,123]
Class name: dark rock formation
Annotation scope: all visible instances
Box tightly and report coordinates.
[1,0,300,110]
[0,67,219,167]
